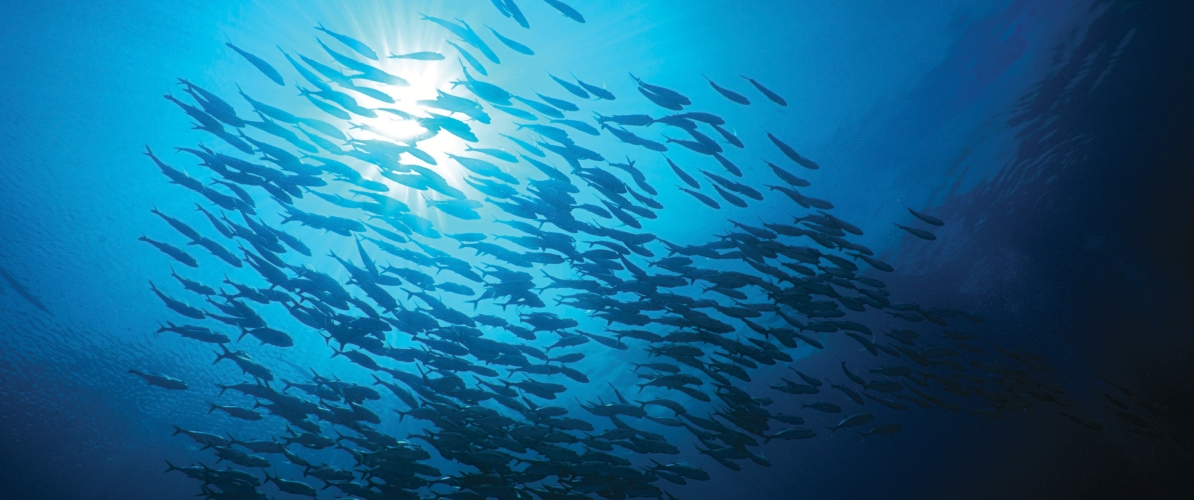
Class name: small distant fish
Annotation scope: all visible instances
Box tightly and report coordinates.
[465,145,519,163]
[388,51,445,61]
[906,207,945,226]
[828,413,875,434]
[544,0,585,23]
[449,42,488,76]
[551,119,600,136]
[225,42,284,86]
[486,25,535,55]
[767,132,820,170]
[493,104,539,121]
[535,92,579,111]
[704,75,750,105]
[139,235,198,268]
[513,96,565,118]
[856,423,903,440]
[446,233,487,242]
[0,266,50,313]
[500,134,546,157]
[129,369,188,390]
[595,113,653,127]
[550,73,590,99]
[764,428,816,443]
[630,73,690,110]
[148,280,205,319]
[315,22,378,60]
[573,74,615,100]
[666,157,699,189]
[713,153,743,177]
[209,403,262,421]
[766,160,810,187]
[1058,411,1103,431]
[710,183,747,208]
[802,401,842,413]
[893,223,937,241]
[678,186,719,209]
[742,75,787,106]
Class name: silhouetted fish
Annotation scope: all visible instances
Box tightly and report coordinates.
[226,42,284,86]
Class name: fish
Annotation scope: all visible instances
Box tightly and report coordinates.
[297,86,352,119]
[225,42,284,86]
[487,26,535,55]
[741,76,788,106]
[704,75,750,105]
[280,48,331,91]
[465,145,519,163]
[148,281,205,320]
[678,186,720,209]
[388,51,445,60]
[209,403,262,420]
[177,79,244,127]
[491,0,511,17]
[906,207,945,226]
[767,132,821,170]
[535,92,579,111]
[129,369,188,390]
[666,156,700,188]
[1058,412,1103,431]
[550,73,590,99]
[801,401,842,413]
[448,41,488,76]
[711,183,748,208]
[315,22,378,60]
[134,17,1080,493]
[139,236,198,268]
[630,73,691,106]
[513,96,565,118]
[893,223,937,241]
[316,38,408,86]
[493,104,539,121]
[551,118,600,135]
[544,0,586,23]
[764,428,816,443]
[456,64,512,104]
[504,0,530,28]
[501,134,546,157]
[573,74,615,100]
[856,423,904,440]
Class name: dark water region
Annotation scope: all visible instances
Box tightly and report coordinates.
[1,1,1193,499]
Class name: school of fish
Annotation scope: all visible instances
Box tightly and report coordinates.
[132,2,1094,499]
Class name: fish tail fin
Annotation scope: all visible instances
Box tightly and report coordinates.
[171,425,184,436]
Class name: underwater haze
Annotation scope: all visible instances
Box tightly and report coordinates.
[2,1,1193,499]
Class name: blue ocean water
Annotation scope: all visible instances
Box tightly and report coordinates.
[1,1,1191,499]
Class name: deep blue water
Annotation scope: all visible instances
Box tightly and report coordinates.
[1,1,1192,499]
